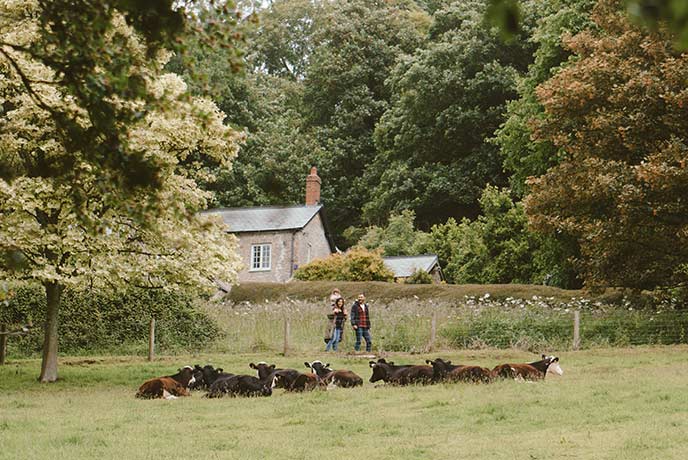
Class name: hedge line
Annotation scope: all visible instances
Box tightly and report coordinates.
[1,284,221,357]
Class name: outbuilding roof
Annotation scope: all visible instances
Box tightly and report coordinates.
[382,254,441,278]
[202,204,324,233]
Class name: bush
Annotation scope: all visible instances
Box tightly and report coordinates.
[2,283,221,357]
[405,269,433,284]
[294,248,393,282]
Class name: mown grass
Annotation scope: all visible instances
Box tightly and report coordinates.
[1,346,688,459]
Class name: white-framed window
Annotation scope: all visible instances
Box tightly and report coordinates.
[250,243,272,271]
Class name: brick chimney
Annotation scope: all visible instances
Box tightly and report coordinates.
[305,166,321,206]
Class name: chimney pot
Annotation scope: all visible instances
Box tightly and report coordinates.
[305,166,321,206]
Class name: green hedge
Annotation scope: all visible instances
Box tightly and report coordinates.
[2,284,220,357]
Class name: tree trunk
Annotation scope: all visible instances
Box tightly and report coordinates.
[0,324,7,365]
[39,282,62,383]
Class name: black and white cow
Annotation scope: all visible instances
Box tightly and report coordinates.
[304,361,363,388]
[250,362,300,389]
[189,364,235,390]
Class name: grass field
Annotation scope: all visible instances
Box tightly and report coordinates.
[1,346,687,460]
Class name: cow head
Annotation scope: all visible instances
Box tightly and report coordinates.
[178,366,196,387]
[250,362,276,380]
[369,361,391,383]
[304,360,332,378]
[426,358,450,380]
[271,369,295,389]
[542,355,563,376]
[201,365,227,386]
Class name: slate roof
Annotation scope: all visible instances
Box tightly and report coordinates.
[383,254,441,278]
[202,205,324,233]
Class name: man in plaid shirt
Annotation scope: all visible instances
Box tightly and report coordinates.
[350,293,372,352]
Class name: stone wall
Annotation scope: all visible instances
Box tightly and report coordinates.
[234,212,332,283]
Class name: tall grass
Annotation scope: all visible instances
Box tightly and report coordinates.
[202,295,688,354]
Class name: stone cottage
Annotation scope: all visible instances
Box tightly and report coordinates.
[205,167,335,284]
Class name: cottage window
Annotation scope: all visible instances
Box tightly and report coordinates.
[250,244,272,271]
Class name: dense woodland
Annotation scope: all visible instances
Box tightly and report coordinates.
[168,0,687,295]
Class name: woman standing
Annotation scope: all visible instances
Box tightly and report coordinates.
[326,297,347,352]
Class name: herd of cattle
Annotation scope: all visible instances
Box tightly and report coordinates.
[135,354,563,400]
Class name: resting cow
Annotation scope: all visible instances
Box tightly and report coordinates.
[426,358,492,384]
[136,365,196,400]
[492,355,563,381]
[288,372,325,392]
[369,358,433,385]
[250,362,300,389]
[190,364,234,390]
[304,361,363,388]
[206,373,274,398]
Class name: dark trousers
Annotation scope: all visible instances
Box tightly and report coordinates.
[354,327,372,352]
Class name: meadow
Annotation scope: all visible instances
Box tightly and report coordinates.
[1,346,688,460]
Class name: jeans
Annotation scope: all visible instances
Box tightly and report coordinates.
[354,327,372,352]
[326,328,342,351]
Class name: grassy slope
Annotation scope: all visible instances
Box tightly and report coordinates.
[228,281,589,303]
[1,347,687,459]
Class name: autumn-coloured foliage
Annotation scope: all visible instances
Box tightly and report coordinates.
[526,0,688,291]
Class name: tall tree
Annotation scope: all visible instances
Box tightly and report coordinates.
[357,210,431,256]
[248,0,322,80]
[368,0,536,229]
[0,5,243,382]
[494,0,596,196]
[207,74,323,207]
[0,0,245,228]
[526,0,688,291]
[302,0,430,243]
[169,0,324,209]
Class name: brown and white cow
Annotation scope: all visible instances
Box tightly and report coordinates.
[492,355,563,381]
[369,358,433,385]
[426,358,492,384]
[288,372,325,392]
[304,361,363,388]
[136,365,196,400]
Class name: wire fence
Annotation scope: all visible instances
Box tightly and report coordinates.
[4,296,686,359]
[202,296,688,354]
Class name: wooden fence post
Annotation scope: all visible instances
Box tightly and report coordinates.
[573,310,581,351]
[428,312,437,351]
[283,318,290,356]
[148,318,155,361]
[0,324,7,365]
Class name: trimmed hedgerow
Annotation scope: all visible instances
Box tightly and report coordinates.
[2,284,220,357]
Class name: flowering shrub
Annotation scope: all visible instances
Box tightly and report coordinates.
[294,248,393,282]
[405,269,433,284]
